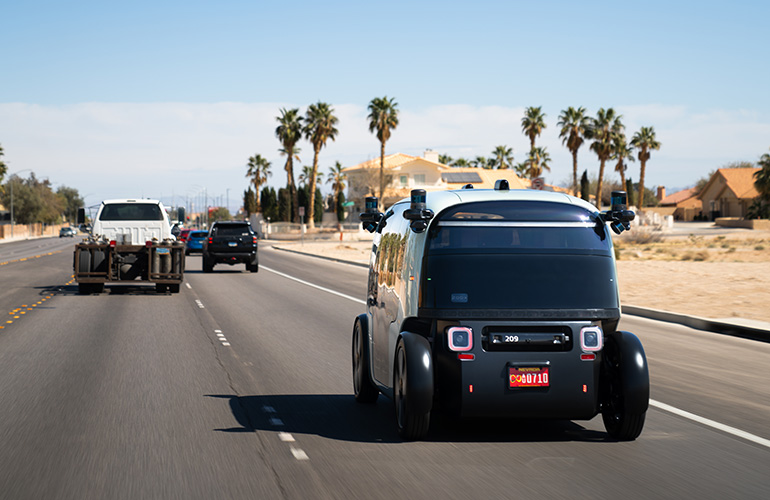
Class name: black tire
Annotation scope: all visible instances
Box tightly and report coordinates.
[92,283,104,294]
[168,283,181,293]
[249,254,259,272]
[601,336,647,441]
[78,283,92,295]
[394,339,430,440]
[202,255,214,273]
[156,283,168,293]
[352,319,378,403]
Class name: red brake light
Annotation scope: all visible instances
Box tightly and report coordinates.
[458,353,475,361]
[208,237,213,244]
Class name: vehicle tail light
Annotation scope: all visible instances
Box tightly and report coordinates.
[458,353,475,361]
[580,326,603,352]
[208,237,213,244]
[447,327,473,352]
[253,236,258,244]
[581,353,596,361]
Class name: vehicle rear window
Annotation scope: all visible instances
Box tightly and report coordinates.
[421,201,617,310]
[99,203,164,221]
[212,224,252,236]
[190,231,207,238]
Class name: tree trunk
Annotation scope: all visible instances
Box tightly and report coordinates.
[638,156,647,208]
[572,151,579,196]
[308,148,320,230]
[596,158,606,208]
[378,141,386,210]
[287,156,299,223]
[617,161,626,197]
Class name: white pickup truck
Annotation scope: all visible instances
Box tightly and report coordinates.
[74,199,185,294]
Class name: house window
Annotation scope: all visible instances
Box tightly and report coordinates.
[400,175,408,187]
[414,174,426,185]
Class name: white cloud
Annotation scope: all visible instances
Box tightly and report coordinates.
[1,102,768,209]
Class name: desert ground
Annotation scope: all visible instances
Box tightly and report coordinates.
[276,228,770,325]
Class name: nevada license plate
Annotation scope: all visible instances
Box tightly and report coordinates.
[228,242,237,247]
[155,248,170,254]
[509,366,549,388]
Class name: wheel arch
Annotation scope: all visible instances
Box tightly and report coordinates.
[610,330,650,414]
[396,332,434,415]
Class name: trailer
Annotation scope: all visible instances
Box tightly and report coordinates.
[74,199,185,294]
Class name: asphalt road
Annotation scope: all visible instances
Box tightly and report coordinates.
[0,237,768,499]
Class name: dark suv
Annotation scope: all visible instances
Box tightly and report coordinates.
[202,221,259,273]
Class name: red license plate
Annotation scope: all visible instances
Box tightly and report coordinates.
[509,367,549,388]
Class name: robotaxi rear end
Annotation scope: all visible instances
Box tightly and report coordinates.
[352,185,649,441]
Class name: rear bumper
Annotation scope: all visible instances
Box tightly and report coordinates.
[206,250,257,263]
[434,320,602,420]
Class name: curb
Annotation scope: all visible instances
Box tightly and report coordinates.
[272,243,770,343]
[622,305,770,343]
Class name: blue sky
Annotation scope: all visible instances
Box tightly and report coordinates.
[2,0,769,210]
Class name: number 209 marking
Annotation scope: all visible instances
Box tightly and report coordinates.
[504,335,519,343]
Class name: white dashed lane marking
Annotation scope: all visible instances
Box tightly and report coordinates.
[278,432,295,442]
[185,282,192,289]
[195,300,204,309]
[290,447,309,461]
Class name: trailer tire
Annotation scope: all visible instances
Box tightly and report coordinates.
[168,283,180,293]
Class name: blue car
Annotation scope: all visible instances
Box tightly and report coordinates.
[185,230,208,255]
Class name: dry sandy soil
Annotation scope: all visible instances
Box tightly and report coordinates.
[278,230,770,325]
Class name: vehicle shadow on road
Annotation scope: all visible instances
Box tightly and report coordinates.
[205,394,610,444]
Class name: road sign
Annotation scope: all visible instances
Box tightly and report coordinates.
[532,177,544,190]
[342,201,355,207]
[298,206,305,216]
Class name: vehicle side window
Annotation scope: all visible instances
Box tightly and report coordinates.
[376,214,408,288]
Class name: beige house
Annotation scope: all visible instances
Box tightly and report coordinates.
[658,187,702,221]
[697,168,759,220]
[344,150,532,213]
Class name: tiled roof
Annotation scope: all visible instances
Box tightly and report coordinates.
[342,153,417,172]
[718,168,760,198]
[660,187,699,206]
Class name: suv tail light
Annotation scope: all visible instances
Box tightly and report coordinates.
[580,326,603,352]
[447,327,473,352]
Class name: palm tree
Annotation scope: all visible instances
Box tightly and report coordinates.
[303,102,339,229]
[438,154,453,165]
[471,156,490,169]
[452,157,470,167]
[589,108,623,206]
[327,161,347,222]
[521,106,547,151]
[245,154,271,210]
[524,146,551,179]
[610,134,635,195]
[630,126,661,208]
[490,145,514,170]
[367,96,399,208]
[276,108,303,223]
[557,107,590,195]
[299,165,323,187]
[0,143,6,184]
